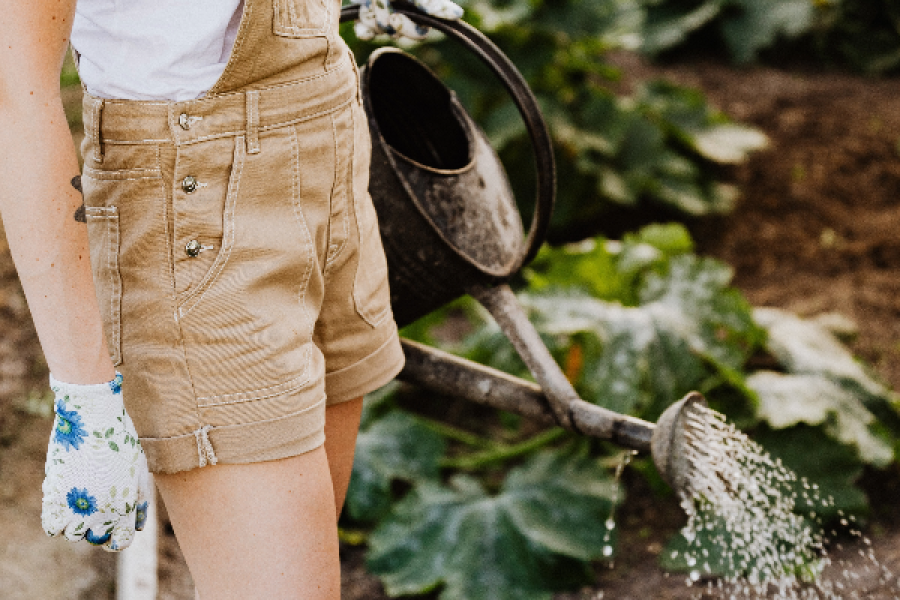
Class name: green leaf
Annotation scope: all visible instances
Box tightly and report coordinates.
[105,427,114,438]
[367,449,619,600]
[108,441,119,452]
[721,0,814,63]
[753,308,892,401]
[753,425,869,521]
[629,222,694,255]
[346,411,445,521]
[642,1,723,55]
[747,371,893,466]
[691,124,769,164]
[519,238,762,417]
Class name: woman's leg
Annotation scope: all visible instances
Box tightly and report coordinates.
[156,447,340,600]
[158,396,366,600]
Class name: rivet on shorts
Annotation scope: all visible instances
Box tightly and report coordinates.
[181,175,200,194]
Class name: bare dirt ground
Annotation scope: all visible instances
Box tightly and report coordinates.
[2,56,900,598]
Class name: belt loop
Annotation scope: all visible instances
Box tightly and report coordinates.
[246,90,260,154]
[87,97,105,164]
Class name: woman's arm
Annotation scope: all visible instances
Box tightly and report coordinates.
[1,3,150,553]
[0,0,114,384]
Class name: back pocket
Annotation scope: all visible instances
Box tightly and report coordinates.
[85,206,123,366]
[273,0,331,37]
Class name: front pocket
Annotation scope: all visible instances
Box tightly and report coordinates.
[84,206,123,366]
[273,0,331,37]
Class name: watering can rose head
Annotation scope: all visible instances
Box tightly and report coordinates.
[352,0,464,40]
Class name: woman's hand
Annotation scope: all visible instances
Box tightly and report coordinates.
[41,374,150,552]
[352,0,464,41]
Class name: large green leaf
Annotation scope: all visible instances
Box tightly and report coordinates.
[753,307,893,402]
[367,450,619,600]
[346,411,446,521]
[519,251,762,417]
[747,371,893,467]
[753,307,900,441]
[754,425,869,520]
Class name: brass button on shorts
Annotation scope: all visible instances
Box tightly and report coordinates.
[79,38,405,473]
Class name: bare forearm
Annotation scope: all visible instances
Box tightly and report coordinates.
[0,0,114,384]
[0,103,114,384]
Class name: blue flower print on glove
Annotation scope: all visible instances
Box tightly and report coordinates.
[53,403,88,451]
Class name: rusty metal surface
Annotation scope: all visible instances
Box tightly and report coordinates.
[388,108,524,274]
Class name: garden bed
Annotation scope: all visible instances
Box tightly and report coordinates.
[2,53,900,599]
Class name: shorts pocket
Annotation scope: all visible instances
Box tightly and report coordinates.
[273,0,331,37]
[84,206,123,366]
[351,104,392,327]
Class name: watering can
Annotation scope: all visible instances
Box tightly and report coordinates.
[340,4,706,492]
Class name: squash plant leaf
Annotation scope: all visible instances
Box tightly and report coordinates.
[748,371,893,467]
[519,251,762,418]
[366,449,620,600]
[754,425,869,520]
[752,307,900,457]
[346,411,446,522]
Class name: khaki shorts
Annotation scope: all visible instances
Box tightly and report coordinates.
[80,57,404,474]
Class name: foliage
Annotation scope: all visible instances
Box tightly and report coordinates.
[343,0,767,241]
[344,223,900,596]
[639,0,900,74]
[367,448,618,600]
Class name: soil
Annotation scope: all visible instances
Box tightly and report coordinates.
[3,55,900,598]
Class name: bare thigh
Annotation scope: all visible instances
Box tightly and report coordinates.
[158,396,365,600]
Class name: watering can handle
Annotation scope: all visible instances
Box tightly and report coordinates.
[340,3,555,271]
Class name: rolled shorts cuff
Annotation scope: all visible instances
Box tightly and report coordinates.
[325,328,405,404]
[141,397,326,474]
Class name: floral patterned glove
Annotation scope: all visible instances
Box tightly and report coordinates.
[41,373,150,552]
[352,0,464,40]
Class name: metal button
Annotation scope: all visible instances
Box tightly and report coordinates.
[178,113,191,130]
[185,240,202,257]
[181,175,199,194]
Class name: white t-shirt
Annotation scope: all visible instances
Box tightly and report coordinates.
[71,1,244,101]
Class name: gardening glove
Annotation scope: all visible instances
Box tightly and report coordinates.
[41,373,151,552]
[352,0,463,41]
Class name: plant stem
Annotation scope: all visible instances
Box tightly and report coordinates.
[414,416,494,448]
[441,427,569,470]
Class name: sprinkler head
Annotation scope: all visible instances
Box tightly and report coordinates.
[651,391,709,498]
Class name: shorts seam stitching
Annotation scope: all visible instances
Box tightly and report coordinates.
[196,364,312,406]
[140,395,326,441]
[288,124,315,342]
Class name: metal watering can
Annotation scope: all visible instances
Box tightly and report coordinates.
[340,4,706,492]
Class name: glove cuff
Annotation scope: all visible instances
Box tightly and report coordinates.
[49,372,124,406]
